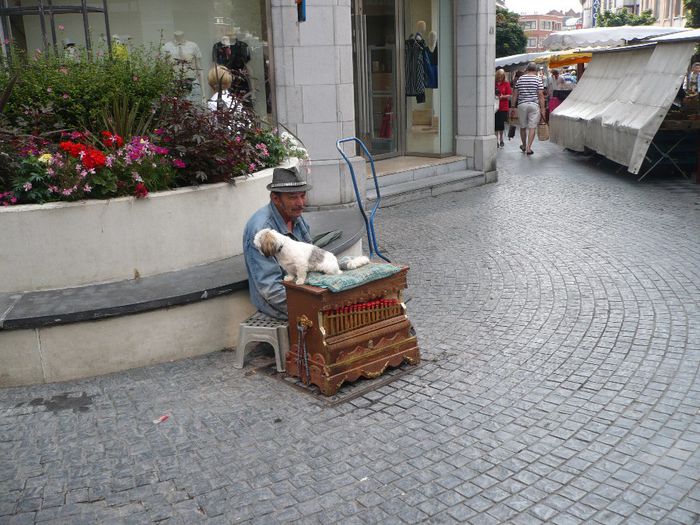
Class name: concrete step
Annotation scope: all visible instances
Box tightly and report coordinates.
[369,158,468,188]
[367,169,487,207]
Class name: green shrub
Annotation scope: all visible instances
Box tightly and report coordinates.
[0,45,175,135]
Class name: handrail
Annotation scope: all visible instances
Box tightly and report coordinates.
[335,137,390,262]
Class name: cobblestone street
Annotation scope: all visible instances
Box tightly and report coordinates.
[1,140,699,524]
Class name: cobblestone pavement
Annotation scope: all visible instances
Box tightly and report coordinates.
[2,141,700,524]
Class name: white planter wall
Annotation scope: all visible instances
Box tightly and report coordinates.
[0,169,275,293]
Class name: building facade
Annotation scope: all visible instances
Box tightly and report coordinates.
[0,0,498,213]
[581,0,687,28]
[518,10,579,52]
[519,13,565,52]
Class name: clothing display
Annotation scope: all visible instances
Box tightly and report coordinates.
[213,39,250,70]
[212,39,252,96]
[405,33,437,103]
[162,35,203,102]
[162,39,202,80]
[425,40,438,89]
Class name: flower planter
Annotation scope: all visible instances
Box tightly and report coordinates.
[1,166,280,293]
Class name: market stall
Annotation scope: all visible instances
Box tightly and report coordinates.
[549,29,700,181]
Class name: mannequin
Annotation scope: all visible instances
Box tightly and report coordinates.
[212,31,251,97]
[63,38,79,61]
[112,34,129,60]
[426,30,438,88]
[428,31,438,53]
[162,30,204,102]
[416,20,426,35]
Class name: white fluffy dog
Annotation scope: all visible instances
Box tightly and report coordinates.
[254,228,370,285]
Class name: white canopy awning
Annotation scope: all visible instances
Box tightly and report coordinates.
[549,39,698,174]
[542,25,687,50]
[495,51,551,70]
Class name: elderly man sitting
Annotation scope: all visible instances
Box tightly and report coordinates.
[243,166,312,319]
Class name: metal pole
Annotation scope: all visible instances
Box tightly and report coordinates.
[37,0,49,52]
[1,0,11,64]
[46,0,58,55]
[80,0,91,54]
[102,0,112,57]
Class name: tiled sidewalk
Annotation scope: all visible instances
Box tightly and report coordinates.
[1,141,698,524]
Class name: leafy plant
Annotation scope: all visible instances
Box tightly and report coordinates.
[496,7,527,57]
[685,0,700,28]
[98,94,156,140]
[156,95,259,185]
[597,9,657,27]
[0,44,175,136]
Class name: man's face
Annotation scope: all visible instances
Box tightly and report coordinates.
[693,64,700,74]
[271,191,306,222]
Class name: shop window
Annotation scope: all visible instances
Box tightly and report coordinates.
[3,0,273,118]
[403,0,453,156]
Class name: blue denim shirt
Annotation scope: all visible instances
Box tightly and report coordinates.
[243,201,312,319]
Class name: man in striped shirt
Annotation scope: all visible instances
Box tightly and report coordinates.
[512,62,546,155]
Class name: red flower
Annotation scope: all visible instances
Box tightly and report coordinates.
[134,182,148,199]
[81,148,106,169]
[60,141,88,158]
[100,131,124,148]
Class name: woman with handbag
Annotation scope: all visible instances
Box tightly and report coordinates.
[494,69,511,148]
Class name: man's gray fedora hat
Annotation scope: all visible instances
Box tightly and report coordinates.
[266,166,312,192]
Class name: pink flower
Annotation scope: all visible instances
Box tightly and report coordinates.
[62,93,69,100]
[105,155,114,167]
[234,135,242,144]
[132,76,139,82]
[62,188,72,196]
[10,197,17,203]
[58,24,65,31]
[83,184,92,193]
[46,87,53,93]
[22,182,32,191]
[248,163,257,172]
[172,158,186,169]
[59,67,68,75]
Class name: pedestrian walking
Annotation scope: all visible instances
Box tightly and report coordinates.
[512,62,545,155]
[494,69,511,148]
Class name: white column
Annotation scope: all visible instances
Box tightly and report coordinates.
[269,0,365,209]
[455,0,497,181]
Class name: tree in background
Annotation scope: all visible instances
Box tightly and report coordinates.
[597,9,657,26]
[684,0,700,27]
[496,7,527,58]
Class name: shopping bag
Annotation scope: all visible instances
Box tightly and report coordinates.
[509,108,519,125]
[507,124,516,139]
[494,97,500,113]
[537,121,550,141]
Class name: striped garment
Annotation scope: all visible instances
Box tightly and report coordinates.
[515,74,544,105]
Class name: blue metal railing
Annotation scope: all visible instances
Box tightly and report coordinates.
[336,137,390,263]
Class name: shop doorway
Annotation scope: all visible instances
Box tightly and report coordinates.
[352,0,453,160]
[352,0,401,159]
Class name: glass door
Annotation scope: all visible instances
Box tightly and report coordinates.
[352,1,399,158]
[403,0,453,156]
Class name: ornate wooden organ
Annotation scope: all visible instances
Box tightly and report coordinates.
[283,266,420,396]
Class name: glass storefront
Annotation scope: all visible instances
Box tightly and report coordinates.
[353,0,453,159]
[404,0,453,155]
[2,0,272,118]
